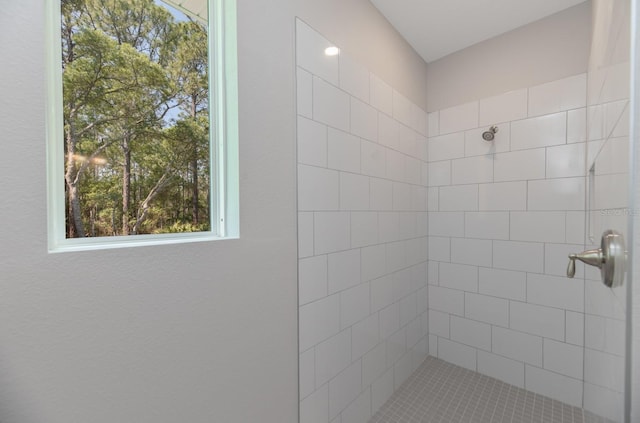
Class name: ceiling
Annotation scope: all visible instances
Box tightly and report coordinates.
[370,0,588,63]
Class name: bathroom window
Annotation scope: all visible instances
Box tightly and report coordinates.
[46,0,238,251]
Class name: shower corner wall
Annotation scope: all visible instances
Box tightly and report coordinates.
[584,0,632,421]
[425,74,591,409]
[295,18,430,423]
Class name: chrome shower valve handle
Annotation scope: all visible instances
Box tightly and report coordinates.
[566,249,603,278]
[566,230,626,288]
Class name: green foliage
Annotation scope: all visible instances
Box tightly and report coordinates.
[62,0,211,238]
[155,222,211,234]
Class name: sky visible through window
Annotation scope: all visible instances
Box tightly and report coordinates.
[156,1,198,125]
[155,0,190,23]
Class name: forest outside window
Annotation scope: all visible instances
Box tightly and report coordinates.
[46,0,238,251]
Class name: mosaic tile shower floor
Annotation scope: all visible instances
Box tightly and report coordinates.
[369,356,613,423]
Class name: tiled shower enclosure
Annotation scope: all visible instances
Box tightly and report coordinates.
[296,19,430,423]
[296,4,628,421]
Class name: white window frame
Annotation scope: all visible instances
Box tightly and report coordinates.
[45,0,239,252]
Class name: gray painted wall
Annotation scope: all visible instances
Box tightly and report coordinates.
[426,1,592,112]
[0,1,299,421]
[0,0,428,422]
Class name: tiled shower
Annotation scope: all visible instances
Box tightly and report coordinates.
[296,1,630,421]
[425,73,589,408]
[297,19,430,422]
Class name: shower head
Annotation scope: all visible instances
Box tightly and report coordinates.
[482,125,499,142]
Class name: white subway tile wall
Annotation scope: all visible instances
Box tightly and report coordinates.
[297,20,429,423]
[581,30,630,420]
[426,72,592,408]
[298,20,628,421]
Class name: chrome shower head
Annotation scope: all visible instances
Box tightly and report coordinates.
[482,125,499,142]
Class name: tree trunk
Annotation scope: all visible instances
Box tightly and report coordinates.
[65,109,85,238]
[191,156,198,224]
[190,95,199,225]
[111,207,117,236]
[122,133,131,235]
[132,172,171,234]
[62,17,86,238]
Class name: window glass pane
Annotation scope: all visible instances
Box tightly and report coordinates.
[60,0,212,237]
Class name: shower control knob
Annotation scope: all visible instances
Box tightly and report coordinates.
[566,230,626,287]
[566,249,602,278]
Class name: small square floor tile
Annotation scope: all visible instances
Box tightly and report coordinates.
[368,356,614,423]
